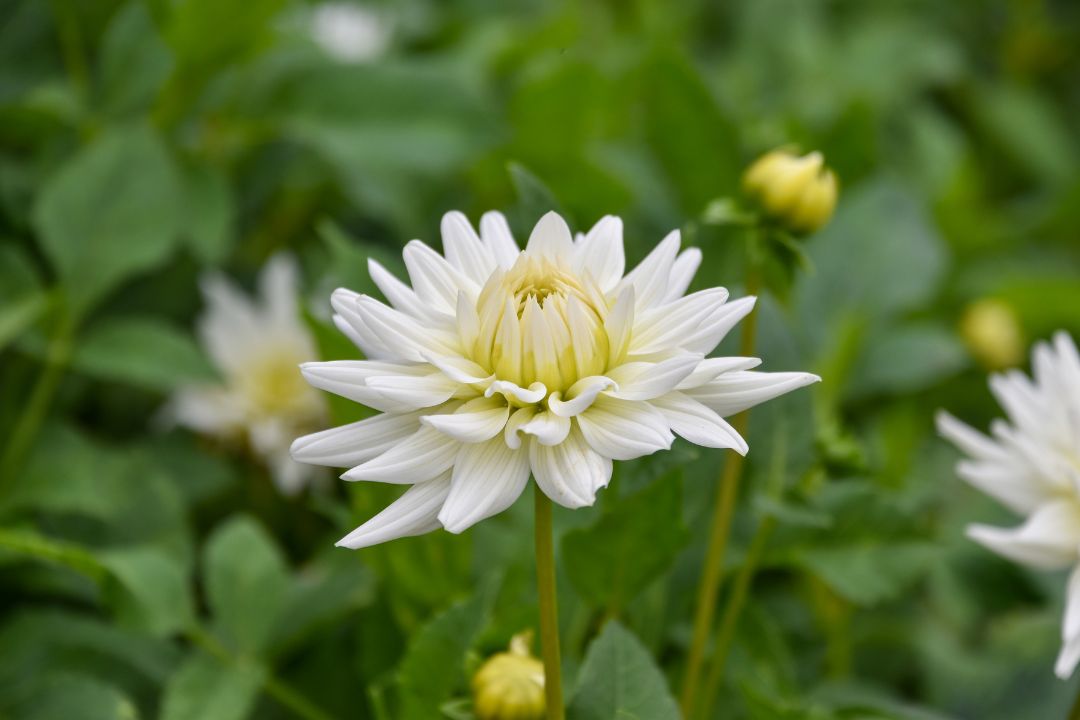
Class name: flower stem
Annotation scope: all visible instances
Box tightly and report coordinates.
[535,486,565,720]
[1069,681,1080,720]
[680,265,762,718]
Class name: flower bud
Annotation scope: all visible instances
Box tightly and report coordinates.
[961,299,1023,370]
[472,632,545,720]
[742,148,838,235]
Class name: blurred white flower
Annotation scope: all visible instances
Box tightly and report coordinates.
[170,255,326,495]
[310,3,390,63]
[292,211,819,548]
[937,331,1080,678]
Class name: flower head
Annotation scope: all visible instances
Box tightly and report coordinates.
[292,211,818,547]
[472,632,545,720]
[937,332,1080,678]
[961,298,1024,370]
[743,148,838,235]
[169,255,326,495]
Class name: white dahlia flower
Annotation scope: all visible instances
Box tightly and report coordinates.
[937,331,1080,678]
[169,255,327,495]
[292,211,819,548]
[310,3,390,63]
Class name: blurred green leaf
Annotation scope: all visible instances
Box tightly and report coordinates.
[509,162,565,229]
[99,1,173,117]
[395,580,498,720]
[12,674,139,720]
[797,541,939,607]
[0,290,47,352]
[205,516,290,655]
[165,0,285,75]
[68,316,215,391]
[99,546,195,638]
[180,163,235,264]
[563,469,688,610]
[846,323,967,399]
[159,652,264,720]
[568,621,680,720]
[32,123,183,318]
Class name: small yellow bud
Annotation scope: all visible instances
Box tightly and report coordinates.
[742,148,838,235]
[472,632,545,720]
[961,299,1024,370]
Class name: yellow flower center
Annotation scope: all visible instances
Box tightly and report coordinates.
[241,353,322,416]
[472,254,610,394]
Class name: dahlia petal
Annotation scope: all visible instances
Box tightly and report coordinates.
[423,353,492,384]
[935,410,1010,461]
[485,380,547,405]
[368,258,437,321]
[525,211,573,262]
[687,370,820,417]
[336,474,452,549]
[619,229,680,311]
[530,427,611,508]
[356,295,461,360]
[650,392,748,453]
[966,499,1080,570]
[438,437,530,533]
[456,291,481,351]
[576,395,674,461]
[519,410,571,446]
[548,376,617,418]
[955,460,1053,517]
[259,254,302,329]
[290,410,424,467]
[341,425,459,483]
[403,240,478,312]
[663,247,702,303]
[504,406,538,450]
[607,354,702,401]
[574,215,624,292]
[630,288,730,356]
[421,396,510,443]
[331,289,391,359]
[604,287,635,367]
[479,211,520,269]
[442,211,496,284]
[680,296,757,355]
[676,356,763,390]
[300,361,454,411]
[365,374,462,409]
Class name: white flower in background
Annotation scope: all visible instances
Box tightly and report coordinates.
[310,2,390,63]
[292,211,819,548]
[170,255,326,495]
[937,332,1080,678]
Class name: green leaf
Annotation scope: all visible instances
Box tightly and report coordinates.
[14,674,139,720]
[165,0,285,74]
[568,622,680,720]
[99,0,173,117]
[0,290,47,352]
[32,123,183,317]
[797,541,939,607]
[159,652,264,720]
[204,516,290,655]
[70,316,215,392]
[99,546,195,637]
[846,323,967,399]
[562,470,689,610]
[0,527,108,584]
[180,162,234,264]
[396,581,498,720]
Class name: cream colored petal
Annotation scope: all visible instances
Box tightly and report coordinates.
[967,499,1080,570]
[341,425,459,483]
[441,211,496,284]
[576,395,674,461]
[479,210,520,269]
[291,410,425,467]
[686,370,819,417]
[606,354,702,401]
[336,474,452,549]
[524,211,573,262]
[530,427,611,508]
[438,437,530,533]
[421,396,510,443]
[650,391,747,454]
[574,215,624,292]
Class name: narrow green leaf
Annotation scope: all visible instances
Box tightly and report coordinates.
[160,652,265,720]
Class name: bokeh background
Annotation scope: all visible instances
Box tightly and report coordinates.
[2,0,1080,718]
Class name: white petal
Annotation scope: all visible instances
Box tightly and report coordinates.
[530,427,612,508]
[341,425,459,483]
[290,410,424,467]
[680,296,757,356]
[331,289,390,359]
[336,474,452,549]
[423,353,493,384]
[198,274,259,373]
[421,396,509,443]
[686,370,819,417]
[504,406,538,450]
[676,356,763,390]
[954,460,1053,517]
[258,254,302,329]
[456,291,480,351]
[365,374,464,409]
[663,247,702,302]
[485,379,547,405]
[967,499,1080,570]
[576,395,674,461]
[619,229,680,311]
[548,376,617,418]
[480,211,520,268]
[935,410,1010,461]
[525,211,573,262]
[604,287,635,366]
[300,361,455,411]
[441,211,496,284]
[368,258,438,321]
[630,288,729,356]
[519,410,571,446]
[1057,566,1080,678]
[402,240,478,312]
[606,354,702,401]
[650,392,748,454]
[574,215,624,292]
[355,295,461,361]
[438,437,530,533]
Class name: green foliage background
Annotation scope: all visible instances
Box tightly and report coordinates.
[2,0,1080,718]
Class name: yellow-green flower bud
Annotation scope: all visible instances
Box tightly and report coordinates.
[742,148,838,235]
[961,299,1023,370]
[472,633,545,720]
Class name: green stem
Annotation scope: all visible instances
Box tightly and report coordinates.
[1069,681,1080,720]
[698,516,776,716]
[1,312,73,495]
[680,263,762,718]
[535,487,565,720]
[187,628,336,720]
